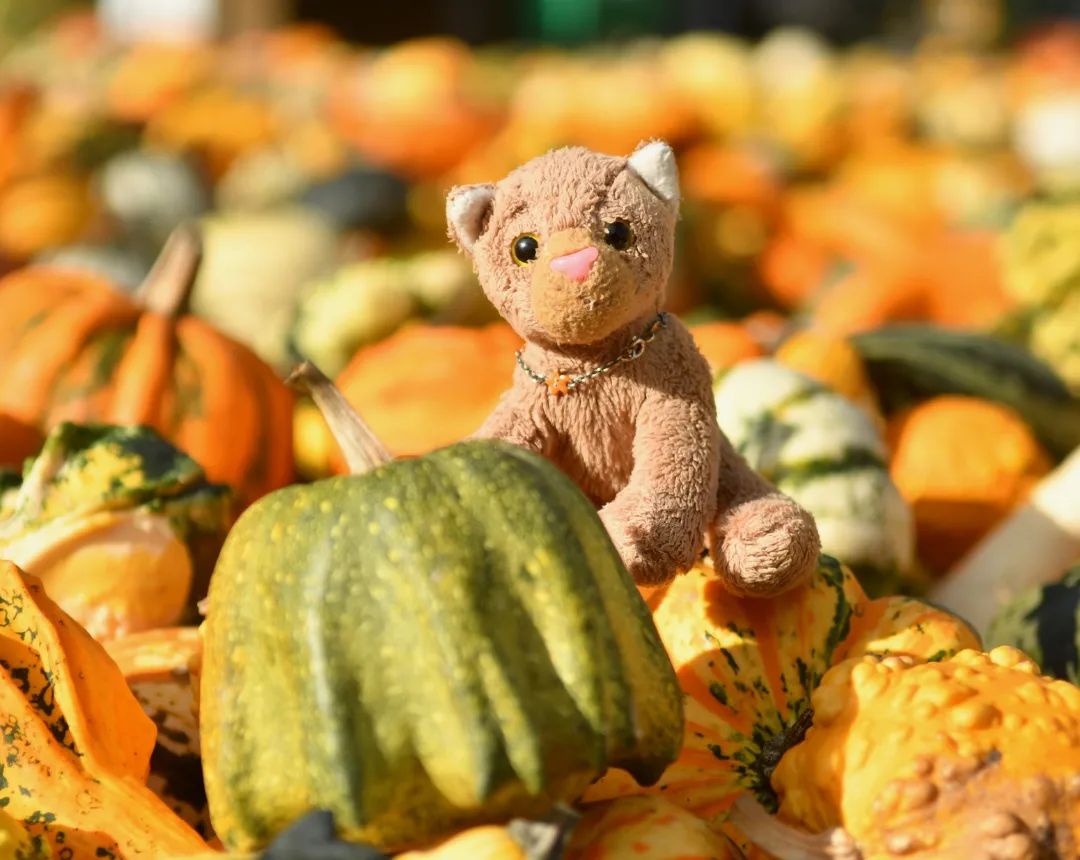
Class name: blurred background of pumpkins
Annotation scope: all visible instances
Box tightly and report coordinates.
[0,0,1079,594]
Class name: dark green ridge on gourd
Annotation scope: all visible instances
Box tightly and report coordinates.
[851,324,1080,460]
[987,565,1080,684]
[201,439,684,853]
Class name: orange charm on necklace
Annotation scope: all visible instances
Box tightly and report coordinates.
[545,371,573,396]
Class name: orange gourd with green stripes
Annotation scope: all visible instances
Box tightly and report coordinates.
[0,228,292,507]
[585,556,980,837]
[0,560,208,856]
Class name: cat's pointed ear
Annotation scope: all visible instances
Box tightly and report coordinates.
[627,140,679,210]
[447,183,496,254]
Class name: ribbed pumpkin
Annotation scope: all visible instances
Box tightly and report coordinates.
[0,227,294,507]
[584,556,979,832]
[0,559,208,856]
[766,647,1080,859]
[201,366,683,853]
[106,626,213,839]
[0,423,231,641]
[714,360,914,594]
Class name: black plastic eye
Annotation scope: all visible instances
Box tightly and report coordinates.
[603,220,633,250]
[511,233,539,265]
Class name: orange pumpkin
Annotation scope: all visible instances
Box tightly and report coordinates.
[756,231,832,311]
[0,560,207,856]
[145,86,280,179]
[106,41,214,123]
[887,395,1053,573]
[327,38,500,179]
[0,172,94,260]
[689,321,766,374]
[330,322,520,463]
[585,557,979,838]
[0,412,40,468]
[0,228,293,507]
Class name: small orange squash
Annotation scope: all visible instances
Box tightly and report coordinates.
[0,172,94,260]
[689,321,765,374]
[330,322,520,464]
[774,328,882,422]
[0,560,208,856]
[105,42,213,123]
[887,395,1053,573]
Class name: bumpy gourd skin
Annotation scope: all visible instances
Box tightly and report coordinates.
[584,555,979,843]
[201,440,683,853]
[774,647,1080,859]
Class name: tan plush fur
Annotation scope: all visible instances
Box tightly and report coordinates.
[447,142,819,595]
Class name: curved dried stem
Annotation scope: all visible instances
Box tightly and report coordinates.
[136,223,203,318]
[286,361,392,476]
[728,796,861,860]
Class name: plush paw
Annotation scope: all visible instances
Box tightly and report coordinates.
[710,494,820,597]
[599,504,687,587]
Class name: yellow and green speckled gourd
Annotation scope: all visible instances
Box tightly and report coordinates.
[200,364,684,853]
[733,647,1080,859]
[584,554,979,855]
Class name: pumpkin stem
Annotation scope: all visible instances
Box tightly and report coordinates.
[728,796,862,860]
[136,223,202,318]
[286,361,392,475]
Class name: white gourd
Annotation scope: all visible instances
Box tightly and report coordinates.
[714,359,914,588]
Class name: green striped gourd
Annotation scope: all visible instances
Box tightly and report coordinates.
[200,365,683,853]
[987,563,1080,684]
[713,358,914,595]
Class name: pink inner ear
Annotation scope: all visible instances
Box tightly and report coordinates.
[550,246,599,281]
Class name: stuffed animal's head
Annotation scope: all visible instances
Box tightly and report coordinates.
[446,142,679,346]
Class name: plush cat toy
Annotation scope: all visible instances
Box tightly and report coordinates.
[446,141,820,596]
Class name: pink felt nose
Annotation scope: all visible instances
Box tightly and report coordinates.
[549,245,599,281]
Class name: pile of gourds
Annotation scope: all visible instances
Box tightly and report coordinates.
[0,14,1075,375]
[0,9,1078,860]
[0,351,1076,859]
